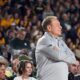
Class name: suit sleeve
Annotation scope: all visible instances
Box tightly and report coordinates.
[36,40,77,64]
[61,40,77,64]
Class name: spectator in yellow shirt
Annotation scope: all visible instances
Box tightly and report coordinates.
[0,32,5,46]
[1,15,14,28]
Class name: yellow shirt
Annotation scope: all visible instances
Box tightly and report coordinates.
[1,18,14,28]
[0,0,8,6]
[0,38,5,46]
[1,19,6,27]
[14,19,20,25]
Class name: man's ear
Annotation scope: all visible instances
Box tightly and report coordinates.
[47,25,51,32]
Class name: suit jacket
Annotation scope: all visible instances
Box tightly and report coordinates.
[35,32,77,80]
[68,73,80,80]
[75,76,80,80]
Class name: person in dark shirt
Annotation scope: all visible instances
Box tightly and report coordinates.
[10,30,31,50]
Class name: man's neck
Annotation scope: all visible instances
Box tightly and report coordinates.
[48,32,59,38]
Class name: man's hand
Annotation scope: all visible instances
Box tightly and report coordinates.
[53,46,59,51]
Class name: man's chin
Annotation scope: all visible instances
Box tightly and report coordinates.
[58,33,62,36]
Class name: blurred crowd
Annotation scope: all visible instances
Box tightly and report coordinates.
[0,0,80,79]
